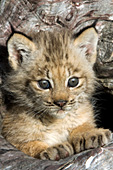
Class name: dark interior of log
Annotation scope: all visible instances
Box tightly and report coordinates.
[94,89,113,132]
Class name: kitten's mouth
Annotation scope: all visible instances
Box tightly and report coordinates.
[49,106,72,118]
[57,106,72,114]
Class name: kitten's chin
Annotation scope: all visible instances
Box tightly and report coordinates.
[50,110,68,119]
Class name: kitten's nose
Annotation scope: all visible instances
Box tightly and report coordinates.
[54,100,67,107]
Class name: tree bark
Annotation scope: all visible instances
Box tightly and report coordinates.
[0,0,113,169]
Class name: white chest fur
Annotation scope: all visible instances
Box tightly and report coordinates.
[41,109,92,146]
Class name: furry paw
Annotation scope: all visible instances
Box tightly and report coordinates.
[71,128,112,153]
[39,142,74,160]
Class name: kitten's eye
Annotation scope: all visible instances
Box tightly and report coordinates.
[68,77,79,88]
[38,79,51,90]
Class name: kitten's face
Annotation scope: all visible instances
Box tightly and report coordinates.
[28,58,94,119]
[5,28,98,118]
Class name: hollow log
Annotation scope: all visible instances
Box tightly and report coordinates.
[0,0,113,169]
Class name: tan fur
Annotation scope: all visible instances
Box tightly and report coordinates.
[16,141,49,158]
[1,28,111,160]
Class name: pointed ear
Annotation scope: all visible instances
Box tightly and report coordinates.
[7,33,36,70]
[74,28,98,65]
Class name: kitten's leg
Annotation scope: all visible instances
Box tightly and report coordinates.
[69,123,112,153]
[39,142,74,160]
[15,141,49,158]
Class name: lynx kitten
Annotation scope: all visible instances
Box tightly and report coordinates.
[1,28,111,160]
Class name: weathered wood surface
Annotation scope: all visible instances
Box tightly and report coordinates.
[0,134,113,170]
[0,0,113,169]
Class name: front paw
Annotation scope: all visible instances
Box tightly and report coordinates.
[71,128,112,153]
[39,142,74,160]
